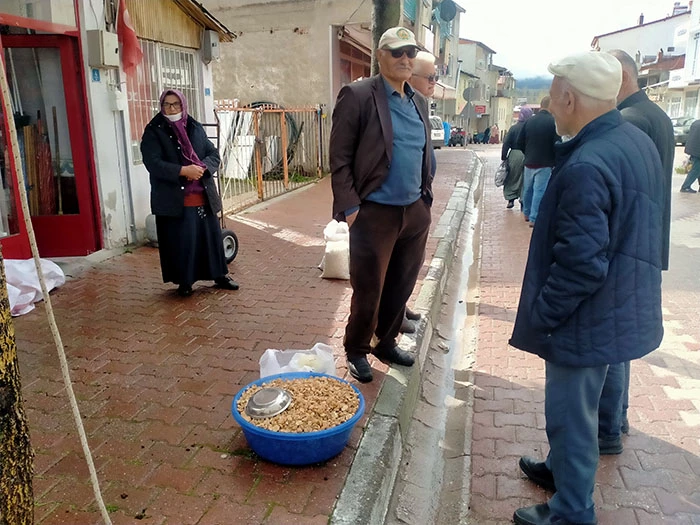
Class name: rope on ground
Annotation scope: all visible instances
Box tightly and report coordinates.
[0,58,113,525]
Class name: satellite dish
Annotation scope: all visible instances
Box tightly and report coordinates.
[440,0,457,22]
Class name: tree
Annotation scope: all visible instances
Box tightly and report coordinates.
[0,251,34,525]
[371,0,401,75]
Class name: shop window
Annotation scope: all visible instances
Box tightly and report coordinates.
[126,40,201,163]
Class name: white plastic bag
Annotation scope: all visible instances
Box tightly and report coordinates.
[320,220,350,280]
[494,160,508,187]
[259,343,337,378]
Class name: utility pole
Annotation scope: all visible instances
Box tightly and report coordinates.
[0,250,34,525]
[371,0,401,75]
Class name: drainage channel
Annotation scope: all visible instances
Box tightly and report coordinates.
[385,172,483,525]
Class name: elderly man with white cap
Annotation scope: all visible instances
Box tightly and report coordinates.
[330,27,433,383]
[508,51,664,525]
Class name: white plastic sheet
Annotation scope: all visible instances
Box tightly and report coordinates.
[259,343,337,378]
[4,259,65,316]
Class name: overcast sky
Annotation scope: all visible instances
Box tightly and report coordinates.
[457,0,682,79]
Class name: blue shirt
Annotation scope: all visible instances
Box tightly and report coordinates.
[366,79,425,206]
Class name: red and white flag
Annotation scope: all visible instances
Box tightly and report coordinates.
[117,0,143,76]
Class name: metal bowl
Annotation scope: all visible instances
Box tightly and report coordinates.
[245,387,292,419]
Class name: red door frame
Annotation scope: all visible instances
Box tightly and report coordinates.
[0,8,103,258]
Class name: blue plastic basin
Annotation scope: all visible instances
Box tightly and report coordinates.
[231,371,365,465]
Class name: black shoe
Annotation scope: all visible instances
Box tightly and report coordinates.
[519,456,556,492]
[177,285,193,297]
[507,199,515,209]
[347,356,373,383]
[373,345,415,367]
[400,317,416,334]
[405,307,421,321]
[680,187,697,193]
[514,503,580,525]
[215,276,240,290]
[598,437,623,455]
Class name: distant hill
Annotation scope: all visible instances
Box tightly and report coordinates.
[514,76,552,106]
[515,76,552,89]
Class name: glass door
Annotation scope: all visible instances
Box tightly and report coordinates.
[1,33,98,257]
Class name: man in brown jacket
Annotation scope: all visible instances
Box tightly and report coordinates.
[330,26,433,383]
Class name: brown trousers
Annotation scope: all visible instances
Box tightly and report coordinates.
[344,199,431,358]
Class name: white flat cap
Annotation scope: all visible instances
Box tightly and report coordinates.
[378,27,418,50]
[547,51,622,101]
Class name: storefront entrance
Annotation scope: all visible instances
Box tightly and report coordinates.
[0,27,99,258]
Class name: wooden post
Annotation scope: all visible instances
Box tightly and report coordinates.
[280,111,289,189]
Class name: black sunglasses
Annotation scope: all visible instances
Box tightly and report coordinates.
[414,73,439,83]
[389,47,418,59]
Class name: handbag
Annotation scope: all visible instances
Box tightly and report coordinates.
[494,160,508,187]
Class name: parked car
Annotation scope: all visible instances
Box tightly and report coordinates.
[672,117,696,146]
[430,116,444,149]
[448,127,465,146]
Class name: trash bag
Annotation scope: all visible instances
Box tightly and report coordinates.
[494,160,508,187]
[320,219,350,280]
[259,343,337,378]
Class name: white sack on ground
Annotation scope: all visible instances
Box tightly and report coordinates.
[4,259,65,316]
[320,220,350,280]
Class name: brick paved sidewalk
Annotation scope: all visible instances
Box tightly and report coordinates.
[469,147,700,525]
[13,150,470,525]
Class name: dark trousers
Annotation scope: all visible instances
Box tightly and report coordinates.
[344,199,431,357]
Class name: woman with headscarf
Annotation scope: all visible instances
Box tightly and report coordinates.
[140,89,239,297]
[500,106,533,209]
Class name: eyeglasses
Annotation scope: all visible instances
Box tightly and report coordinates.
[388,47,418,59]
[162,101,182,110]
[413,73,439,83]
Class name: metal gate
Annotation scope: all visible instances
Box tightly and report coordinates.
[213,101,330,214]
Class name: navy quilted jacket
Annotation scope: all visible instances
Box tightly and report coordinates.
[509,110,664,367]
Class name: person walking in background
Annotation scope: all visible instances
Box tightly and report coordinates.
[517,96,559,227]
[140,89,239,298]
[330,27,433,383]
[680,119,700,193]
[510,52,663,525]
[489,123,500,144]
[596,49,675,456]
[501,107,533,209]
[481,125,491,144]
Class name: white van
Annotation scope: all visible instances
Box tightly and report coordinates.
[429,116,444,149]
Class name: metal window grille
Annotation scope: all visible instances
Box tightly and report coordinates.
[126,40,202,163]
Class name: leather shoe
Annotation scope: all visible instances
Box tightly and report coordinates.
[519,456,556,492]
[507,199,515,209]
[347,356,373,383]
[215,276,240,290]
[177,285,193,297]
[405,307,421,321]
[680,187,697,193]
[400,317,416,333]
[598,438,623,455]
[514,503,580,525]
[373,345,415,367]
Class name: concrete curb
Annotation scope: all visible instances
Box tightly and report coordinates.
[331,152,485,525]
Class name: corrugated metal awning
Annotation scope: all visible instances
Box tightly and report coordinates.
[172,0,237,42]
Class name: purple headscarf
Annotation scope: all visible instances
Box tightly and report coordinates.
[159,89,206,170]
[518,106,534,122]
